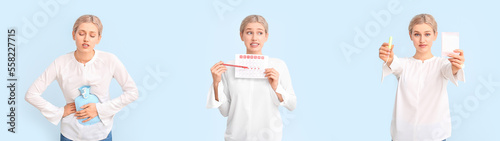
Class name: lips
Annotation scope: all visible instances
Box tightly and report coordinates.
[250,42,259,48]
[82,43,89,48]
[419,44,427,48]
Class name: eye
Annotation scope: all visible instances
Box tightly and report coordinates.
[90,35,96,38]
[414,34,420,37]
[425,33,431,36]
[258,32,263,35]
[79,33,85,36]
[246,31,252,35]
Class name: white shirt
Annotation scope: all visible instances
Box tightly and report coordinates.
[206,58,297,141]
[382,55,465,141]
[25,50,139,141]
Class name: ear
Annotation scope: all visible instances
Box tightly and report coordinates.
[263,32,269,43]
[240,32,244,41]
[408,31,413,41]
[72,31,76,40]
[96,35,102,44]
[433,31,438,41]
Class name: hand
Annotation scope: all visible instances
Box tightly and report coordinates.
[211,61,227,85]
[448,49,465,75]
[75,103,98,123]
[265,68,283,102]
[211,61,227,101]
[265,68,279,91]
[379,42,394,65]
[63,103,76,118]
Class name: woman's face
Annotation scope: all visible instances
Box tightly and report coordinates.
[409,23,437,54]
[72,23,101,54]
[240,22,268,54]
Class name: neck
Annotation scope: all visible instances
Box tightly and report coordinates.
[74,50,95,64]
[246,50,262,55]
[413,51,433,62]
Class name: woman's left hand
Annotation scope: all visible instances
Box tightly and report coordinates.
[448,49,465,75]
[265,68,280,91]
[75,103,98,122]
[265,68,284,102]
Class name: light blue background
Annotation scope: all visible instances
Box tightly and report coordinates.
[1,0,499,140]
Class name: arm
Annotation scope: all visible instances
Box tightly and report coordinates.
[206,74,231,117]
[380,42,403,82]
[265,62,297,111]
[382,55,403,81]
[25,61,65,125]
[95,56,139,126]
[206,61,231,117]
[441,49,466,86]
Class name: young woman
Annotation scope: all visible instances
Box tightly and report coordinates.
[206,15,297,141]
[379,14,465,141]
[25,15,139,141]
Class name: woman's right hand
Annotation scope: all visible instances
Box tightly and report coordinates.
[211,61,227,101]
[379,42,394,65]
[211,61,227,85]
[63,102,76,118]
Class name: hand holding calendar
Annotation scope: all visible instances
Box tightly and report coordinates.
[442,32,464,73]
[265,68,279,91]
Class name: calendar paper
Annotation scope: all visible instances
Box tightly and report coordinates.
[441,32,459,57]
[235,54,268,78]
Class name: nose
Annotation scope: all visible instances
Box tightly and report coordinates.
[83,35,90,42]
[251,34,257,41]
[419,36,424,43]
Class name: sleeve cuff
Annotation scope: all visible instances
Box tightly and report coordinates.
[95,103,107,125]
[381,63,391,83]
[47,107,64,125]
[206,82,225,109]
[382,55,400,83]
[269,83,285,106]
[450,66,466,86]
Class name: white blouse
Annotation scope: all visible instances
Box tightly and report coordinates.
[382,55,465,141]
[25,50,139,140]
[206,58,297,141]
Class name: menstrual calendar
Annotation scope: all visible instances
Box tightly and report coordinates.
[441,32,459,57]
[235,54,269,78]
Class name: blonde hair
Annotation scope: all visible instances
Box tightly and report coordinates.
[240,15,268,33]
[73,15,103,36]
[408,14,437,33]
